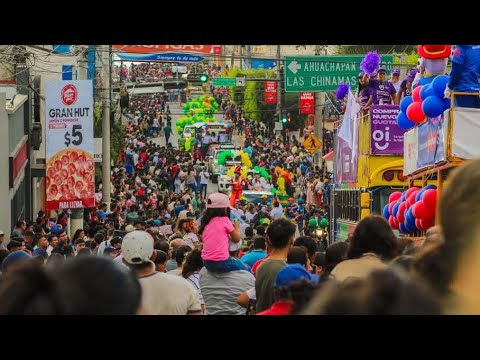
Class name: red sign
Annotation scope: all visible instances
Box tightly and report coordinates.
[12,142,28,182]
[213,45,222,55]
[264,81,277,104]
[112,45,214,54]
[61,84,78,106]
[300,92,315,114]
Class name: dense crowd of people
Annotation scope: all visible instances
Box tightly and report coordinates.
[2,54,480,315]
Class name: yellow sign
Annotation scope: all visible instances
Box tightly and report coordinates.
[303,134,322,154]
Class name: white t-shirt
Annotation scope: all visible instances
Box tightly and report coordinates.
[183,233,199,248]
[270,205,284,220]
[139,272,202,315]
[246,212,256,222]
[199,171,210,184]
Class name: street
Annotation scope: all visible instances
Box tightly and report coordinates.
[150,100,238,195]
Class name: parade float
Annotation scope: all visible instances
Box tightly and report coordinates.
[330,51,423,241]
[400,46,480,239]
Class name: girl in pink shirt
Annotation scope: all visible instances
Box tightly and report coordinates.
[199,193,249,272]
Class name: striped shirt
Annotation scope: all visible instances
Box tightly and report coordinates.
[185,272,204,305]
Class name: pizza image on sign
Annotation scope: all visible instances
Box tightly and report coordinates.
[46,148,95,209]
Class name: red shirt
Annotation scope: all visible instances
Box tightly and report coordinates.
[252,254,270,275]
[257,302,292,315]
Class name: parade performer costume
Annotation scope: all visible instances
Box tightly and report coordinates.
[230,166,245,207]
[413,45,451,87]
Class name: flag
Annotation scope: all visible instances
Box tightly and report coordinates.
[337,89,361,147]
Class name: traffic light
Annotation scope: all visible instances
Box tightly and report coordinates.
[281,111,287,123]
[186,73,210,84]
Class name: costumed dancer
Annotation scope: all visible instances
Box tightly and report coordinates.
[230,166,245,207]
[413,45,451,87]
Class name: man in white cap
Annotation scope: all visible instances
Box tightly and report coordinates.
[122,230,202,315]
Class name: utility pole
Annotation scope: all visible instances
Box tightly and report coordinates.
[313,47,327,171]
[276,45,282,131]
[70,46,89,240]
[314,92,325,169]
[239,46,244,70]
[101,45,111,209]
[246,45,252,69]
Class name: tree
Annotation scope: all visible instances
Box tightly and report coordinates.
[335,45,415,55]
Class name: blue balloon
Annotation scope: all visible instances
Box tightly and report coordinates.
[392,202,401,217]
[422,95,445,118]
[383,204,390,219]
[400,96,414,113]
[397,111,415,130]
[399,223,409,234]
[431,75,450,98]
[423,184,437,190]
[420,84,435,100]
[405,207,415,224]
[443,97,452,111]
[415,189,426,202]
[405,217,418,233]
[401,190,408,202]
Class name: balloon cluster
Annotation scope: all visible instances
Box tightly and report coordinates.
[226,165,248,179]
[239,151,252,168]
[383,185,438,234]
[319,218,329,228]
[254,166,272,181]
[396,75,451,130]
[218,150,235,165]
[175,95,220,134]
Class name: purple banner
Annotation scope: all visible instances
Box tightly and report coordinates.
[370,105,406,155]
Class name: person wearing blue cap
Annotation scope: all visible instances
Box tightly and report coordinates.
[1,250,32,274]
[257,263,319,315]
[153,219,162,227]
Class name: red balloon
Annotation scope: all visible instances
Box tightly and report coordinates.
[406,102,427,123]
[420,217,435,231]
[415,218,425,232]
[407,190,420,207]
[405,187,419,198]
[393,217,400,229]
[412,85,423,102]
[389,191,402,203]
[389,215,399,230]
[413,200,434,220]
[388,201,395,216]
[422,189,437,210]
[397,202,407,223]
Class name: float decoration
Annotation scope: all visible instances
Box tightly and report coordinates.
[360,51,381,75]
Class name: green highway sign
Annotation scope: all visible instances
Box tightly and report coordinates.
[213,77,237,87]
[284,55,395,92]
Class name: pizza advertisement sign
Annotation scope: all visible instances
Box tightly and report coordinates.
[45,80,95,210]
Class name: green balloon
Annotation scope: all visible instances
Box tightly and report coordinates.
[320,218,329,228]
[309,218,318,228]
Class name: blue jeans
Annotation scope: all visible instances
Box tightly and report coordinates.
[201,183,208,198]
[203,258,251,273]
